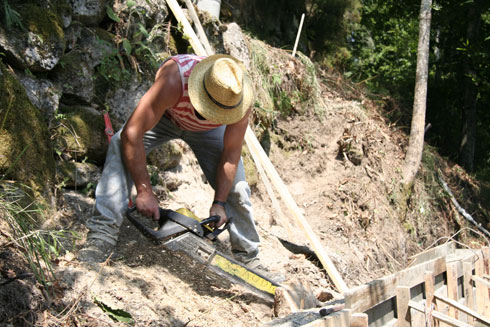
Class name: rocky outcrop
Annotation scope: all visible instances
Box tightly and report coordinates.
[0,61,55,199]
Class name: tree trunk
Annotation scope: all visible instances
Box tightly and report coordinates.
[458,1,484,172]
[402,0,433,185]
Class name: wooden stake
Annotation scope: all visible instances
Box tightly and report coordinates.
[291,13,305,58]
[463,261,474,323]
[424,271,436,327]
[475,250,487,316]
[447,262,459,320]
[350,313,368,327]
[396,286,411,327]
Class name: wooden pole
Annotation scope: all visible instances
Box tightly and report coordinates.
[245,128,348,293]
[291,13,305,58]
[183,0,214,55]
[165,0,207,56]
[246,144,296,239]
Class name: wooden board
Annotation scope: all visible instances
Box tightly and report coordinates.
[345,256,446,313]
[434,293,490,326]
[409,300,472,327]
[408,241,456,266]
[396,286,410,327]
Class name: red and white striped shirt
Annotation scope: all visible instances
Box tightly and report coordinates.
[164,55,222,132]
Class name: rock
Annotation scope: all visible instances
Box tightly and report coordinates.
[17,73,62,118]
[54,105,108,165]
[0,3,65,72]
[147,140,184,172]
[0,61,55,200]
[52,50,96,105]
[69,0,109,26]
[56,160,101,188]
[223,23,251,70]
[105,75,153,124]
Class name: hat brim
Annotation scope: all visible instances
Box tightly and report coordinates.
[188,54,253,125]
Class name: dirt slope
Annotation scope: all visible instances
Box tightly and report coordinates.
[1,48,486,327]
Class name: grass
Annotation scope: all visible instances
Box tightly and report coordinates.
[0,181,77,299]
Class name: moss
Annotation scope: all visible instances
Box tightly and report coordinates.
[55,106,107,165]
[16,3,64,42]
[0,61,55,200]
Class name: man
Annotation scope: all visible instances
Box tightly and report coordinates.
[79,54,262,269]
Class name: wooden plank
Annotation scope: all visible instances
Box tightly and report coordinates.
[245,143,295,240]
[482,246,490,318]
[302,309,351,327]
[165,0,207,56]
[183,0,214,56]
[350,313,368,327]
[345,256,446,313]
[475,250,488,316]
[409,241,456,266]
[409,301,472,327]
[434,293,490,325]
[447,262,459,320]
[424,271,437,327]
[463,261,475,324]
[396,286,410,327]
[409,307,425,327]
[473,275,490,288]
[245,128,348,293]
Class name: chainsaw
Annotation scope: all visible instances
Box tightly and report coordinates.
[125,207,280,301]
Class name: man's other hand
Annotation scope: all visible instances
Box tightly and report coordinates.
[135,190,160,220]
[210,203,227,228]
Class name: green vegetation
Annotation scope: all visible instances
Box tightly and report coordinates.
[1,182,76,296]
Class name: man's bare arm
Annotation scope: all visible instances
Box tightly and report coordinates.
[210,109,251,226]
[121,60,181,219]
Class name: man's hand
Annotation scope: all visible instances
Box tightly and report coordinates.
[135,188,160,220]
[210,203,227,228]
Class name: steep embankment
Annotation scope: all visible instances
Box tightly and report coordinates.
[1,1,488,326]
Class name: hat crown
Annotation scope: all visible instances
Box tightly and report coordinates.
[204,58,243,108]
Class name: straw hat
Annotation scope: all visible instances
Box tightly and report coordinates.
[188,54,253,125]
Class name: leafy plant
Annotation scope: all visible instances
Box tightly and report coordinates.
[1,0,24,30]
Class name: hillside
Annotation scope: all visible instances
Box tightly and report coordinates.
[0,1,489,326]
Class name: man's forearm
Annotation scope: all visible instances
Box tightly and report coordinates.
[121,133,151,194]
[214,157,239,202]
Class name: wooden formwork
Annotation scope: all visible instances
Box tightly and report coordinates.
[280,242,489,327]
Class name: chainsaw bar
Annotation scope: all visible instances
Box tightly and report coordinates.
[125,208,279,300]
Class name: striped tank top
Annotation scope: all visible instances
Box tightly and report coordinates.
[164,55,222,131]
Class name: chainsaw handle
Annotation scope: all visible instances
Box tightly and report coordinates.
[199,215,220,226]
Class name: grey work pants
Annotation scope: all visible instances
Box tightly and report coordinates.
[86,116,260,261]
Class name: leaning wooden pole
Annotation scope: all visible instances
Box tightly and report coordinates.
[164,0,348,294]
[245,129,348,293]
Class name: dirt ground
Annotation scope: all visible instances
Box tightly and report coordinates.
[0,69,477,327]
